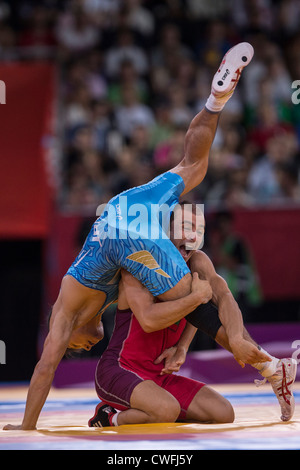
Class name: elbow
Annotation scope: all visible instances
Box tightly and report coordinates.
[140,318,156,333]
[143,324,157,333]
[137,311,156,333]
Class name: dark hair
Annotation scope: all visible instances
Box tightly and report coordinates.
[169,199,203,226]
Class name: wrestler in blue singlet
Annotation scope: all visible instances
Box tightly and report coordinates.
[66,171,190,314]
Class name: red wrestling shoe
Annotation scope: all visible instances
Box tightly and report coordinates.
[88,403,118,427]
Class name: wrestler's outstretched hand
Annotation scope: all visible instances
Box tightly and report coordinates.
[3,424,26,431]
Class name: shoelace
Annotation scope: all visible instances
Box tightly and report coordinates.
[254,377,267,387]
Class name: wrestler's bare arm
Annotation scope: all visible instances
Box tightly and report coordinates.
[4,309,75,430]
[189,251,271,366]
[119,270,212,332]
[189,251,244,342]
[3,275,106,431]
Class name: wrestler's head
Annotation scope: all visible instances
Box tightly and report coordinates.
[48,308,104,352]
[67,316,104,351]
[169,201,205,262]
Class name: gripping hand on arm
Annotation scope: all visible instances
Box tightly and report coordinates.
[121,270,212,333]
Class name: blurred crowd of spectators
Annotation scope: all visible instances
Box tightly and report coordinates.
[1,0,300,213]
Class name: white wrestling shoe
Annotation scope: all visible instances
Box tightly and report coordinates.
[206,42,254,113]
[255,358,297,422]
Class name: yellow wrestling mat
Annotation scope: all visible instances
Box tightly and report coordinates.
[1,383,300,450]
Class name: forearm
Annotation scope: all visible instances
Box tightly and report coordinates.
[142,293,202,332]
[215,291,244,345]
[176,322,197,352]
[21,316,72,430]
[188,251,263,365]
[21,362,55,430]
[197,263,245,345]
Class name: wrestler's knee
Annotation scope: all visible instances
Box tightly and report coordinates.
[150,397,181,423]
[131,381,181,423]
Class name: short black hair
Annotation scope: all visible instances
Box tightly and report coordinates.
[170,199,203,226]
